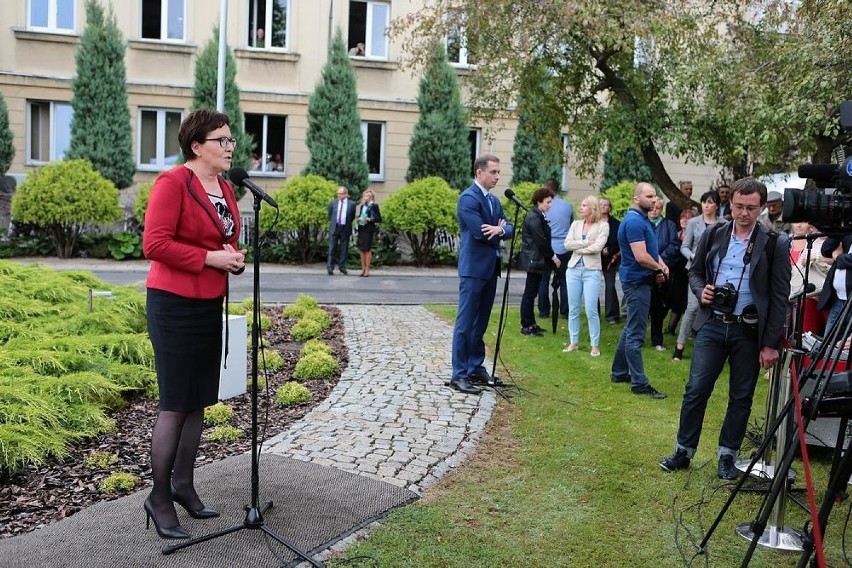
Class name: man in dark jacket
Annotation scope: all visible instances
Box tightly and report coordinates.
[327,186,357,275]
[659,177,790,480]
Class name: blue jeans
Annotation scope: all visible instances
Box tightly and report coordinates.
[611,281,652,388]
[675,318,760,458]
[566,265,602,347]
[826,297,848,336]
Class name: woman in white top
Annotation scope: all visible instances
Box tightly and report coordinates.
[563,196,609,356]
[672,190,721,361]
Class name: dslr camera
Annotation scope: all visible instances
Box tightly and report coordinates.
[784,100,852,233]
[712,282,738,314]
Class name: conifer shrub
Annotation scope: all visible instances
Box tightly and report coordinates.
[261,349,285,372]
[291,319,323,342]
[207,425,241,442]
[204,402,234,426]
[275,382,312,406]
[301,339,332,357]
[99,471,140,494]
[293,351,338,381]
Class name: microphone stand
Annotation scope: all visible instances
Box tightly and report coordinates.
[487,199,524,401]
[163,192,322,567]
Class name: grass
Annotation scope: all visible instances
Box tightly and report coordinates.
[343,305,848,567]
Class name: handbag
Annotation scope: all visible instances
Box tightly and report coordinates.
[790,253,830,300]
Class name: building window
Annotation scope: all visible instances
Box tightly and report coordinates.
[468,128,481,178]
[560,133,569,192]
[138,109,182,169]
[447,26,475,67]
[348,1,389,59]
[26,101,73,163]
[247,0,289,49]
[141,0,185,41]
[245,113,287,173]
[29,0,75,32]
[361,121,385,181]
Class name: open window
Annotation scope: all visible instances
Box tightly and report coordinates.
[141,0,186,41]
[247,0,289,49]
[348,1,389,59]
[244,113,287,174]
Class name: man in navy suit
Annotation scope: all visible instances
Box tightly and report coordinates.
[451,154,514,394]
[327,186,357,275]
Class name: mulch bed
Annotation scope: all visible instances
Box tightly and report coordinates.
[0,306,346,539]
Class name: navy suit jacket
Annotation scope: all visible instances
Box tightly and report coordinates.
[456,183,514,279]
[328,198,357,237]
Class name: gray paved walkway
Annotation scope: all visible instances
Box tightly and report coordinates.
[265,305,496,495]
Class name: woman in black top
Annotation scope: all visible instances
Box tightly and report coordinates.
[518,187,561,336]
[356,190,382,277]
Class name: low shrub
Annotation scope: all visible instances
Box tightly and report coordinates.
[261,349,285,372]
[282,303,307,319]
[301,339,332,357]
[291,319,323,342]
[99,471,140,494]
[301,308,331,330]
[204,402,234,426]
[207,425,241,442]
[247,376,267,391]
[295,293,319,310]
[275,382,312,406]
[293,351,338,381]
[84,451,118,469]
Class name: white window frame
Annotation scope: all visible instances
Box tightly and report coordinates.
[446,25,474,67]
[349,1,389,60]
[141,0,186,42]
[244,113,287,175]
[468,127,481,178]
[137,108,183,171]
[25,100,73,164]
[247,0,290,50]
[361,121,385,181]
[28,0,76,33]
[560,133,570,193]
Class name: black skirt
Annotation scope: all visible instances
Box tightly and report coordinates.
[147,288,224,412]
[356,224,376,251]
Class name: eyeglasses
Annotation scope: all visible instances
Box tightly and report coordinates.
[731,203,761,214]
[204,137,237,148]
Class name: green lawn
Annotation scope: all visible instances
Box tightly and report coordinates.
[343,305,847,567]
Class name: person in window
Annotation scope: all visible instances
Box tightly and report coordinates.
[250,153,260,171]
[356,189,382,277]
[142,109,247,539]
[348,42,365,56]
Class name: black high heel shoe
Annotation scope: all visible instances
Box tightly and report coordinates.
[143,498,190,540]
[171,484,220,519]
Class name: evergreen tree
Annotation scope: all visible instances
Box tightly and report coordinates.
[600,146,652,191]
[0,93,13,176]
[191,26,254,182]
[67,0,135,189]
[510,105,562,186]
[406,42,470,191]
[302,28,369,198]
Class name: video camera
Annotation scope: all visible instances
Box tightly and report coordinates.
[783,100,852,233]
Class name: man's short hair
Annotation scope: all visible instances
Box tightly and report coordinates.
[732,177,768,206]
[473,154,499,175]
[679,179,693,189]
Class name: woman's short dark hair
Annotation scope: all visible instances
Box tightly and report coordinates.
[700,190,720,205]
[178,109,231,161]
[531,187,555,205]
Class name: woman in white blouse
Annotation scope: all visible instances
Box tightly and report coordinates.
[563,196,609,356]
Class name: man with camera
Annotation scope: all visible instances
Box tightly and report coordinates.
[659,177,790,480]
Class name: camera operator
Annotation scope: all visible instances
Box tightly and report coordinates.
[659,177,791,480]
[817,234,852,333]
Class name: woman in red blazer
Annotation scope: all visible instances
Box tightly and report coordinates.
[142,109,246,539]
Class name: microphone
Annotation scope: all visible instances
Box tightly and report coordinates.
[797,163,838,183]
[504,188,528,211]
[228,167,278,208]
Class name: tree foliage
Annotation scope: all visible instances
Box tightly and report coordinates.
[499,181,539,214]
[191,26,254,191]
[11,160,122,258]
[600,147,652,192]
[0,93,13,176]
[66,0,135,189]
[602,180,640,221]
[259,174,338,263]
[302,28,369,198]
[406,42,471,191]
[382,177,458,266]
[391,0,850,209]
[511,107,562,186]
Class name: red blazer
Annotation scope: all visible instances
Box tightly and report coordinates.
[143,165,242,299]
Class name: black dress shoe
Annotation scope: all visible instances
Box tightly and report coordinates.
[144,498,190,540]
[718,455,738,480]
[449,378,482,394]
[171,484,220,519]
[340,267,348,275]
[468,370,491,385]
[327,268,333,275]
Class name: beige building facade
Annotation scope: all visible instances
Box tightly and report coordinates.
[0,0,718,210]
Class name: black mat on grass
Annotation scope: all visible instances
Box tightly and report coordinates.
[0,453,418,568]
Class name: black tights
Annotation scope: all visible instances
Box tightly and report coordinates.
[148,409,204,527]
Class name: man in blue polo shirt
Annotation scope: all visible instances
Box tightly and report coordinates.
[611,183,669,399]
